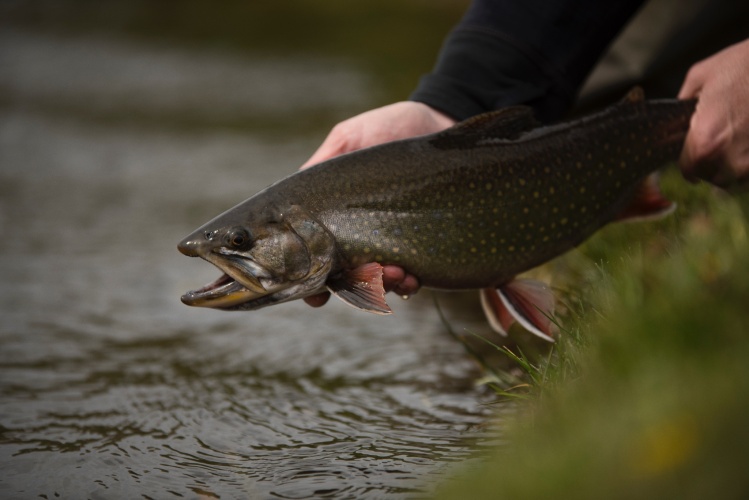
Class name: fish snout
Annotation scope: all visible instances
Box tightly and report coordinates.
[178,237,205,257]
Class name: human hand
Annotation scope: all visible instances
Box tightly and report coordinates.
[678,38,749,188]
[301,101,456,308]
[301,101,456,168]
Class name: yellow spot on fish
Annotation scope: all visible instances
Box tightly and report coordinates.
[561,218,568,225]
[533,191,540,198]
[485,183,492,190]
[392,247,400,253]
[508,245,515,252]
[470,247,477,253]
[519,178,526,186]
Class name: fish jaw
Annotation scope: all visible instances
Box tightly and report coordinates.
[179,249,281,309]
[180,272,257,308]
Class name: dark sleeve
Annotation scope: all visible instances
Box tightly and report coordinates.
[409,0,646,122]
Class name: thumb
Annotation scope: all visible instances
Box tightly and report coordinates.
[301,138,340,169]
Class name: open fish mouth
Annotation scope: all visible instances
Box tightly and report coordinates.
[181,253,276,309]
[180,272,258,308]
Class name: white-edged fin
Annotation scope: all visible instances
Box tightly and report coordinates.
[616,173,676,223]
[483,279,557,342]
[327,262,392,315]
[480,288,514,336]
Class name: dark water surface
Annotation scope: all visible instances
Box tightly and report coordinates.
[0,24,498,499]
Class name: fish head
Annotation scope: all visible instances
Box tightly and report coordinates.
[178,203,337,310]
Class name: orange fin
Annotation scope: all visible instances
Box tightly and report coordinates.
[616,173,675,222]
[480,279,556,342]
[327,262,392,315]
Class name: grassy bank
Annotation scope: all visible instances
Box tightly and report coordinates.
[439,173,749,499]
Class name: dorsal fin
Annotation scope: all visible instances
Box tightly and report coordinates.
[430,106,539,150]
[622,86,645,104]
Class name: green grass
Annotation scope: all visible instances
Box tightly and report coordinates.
[437,172,749,499]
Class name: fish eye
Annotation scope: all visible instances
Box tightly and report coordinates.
[226,227,251,248]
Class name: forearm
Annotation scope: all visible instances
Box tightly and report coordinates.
[410,0,646,122]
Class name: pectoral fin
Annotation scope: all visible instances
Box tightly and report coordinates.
[616,173,675,222]
[480,279,557,342]
[327,262,392,315]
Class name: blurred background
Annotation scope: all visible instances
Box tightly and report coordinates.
[0,2,528,499]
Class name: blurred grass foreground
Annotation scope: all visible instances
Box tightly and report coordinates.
[439,178,749,499]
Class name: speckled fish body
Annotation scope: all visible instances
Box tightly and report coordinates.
[289,97,690,289]
[178,89,695,338]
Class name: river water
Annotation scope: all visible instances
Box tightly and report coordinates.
[0,25,500,499]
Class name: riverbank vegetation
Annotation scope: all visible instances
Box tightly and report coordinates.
[440,174,749,499]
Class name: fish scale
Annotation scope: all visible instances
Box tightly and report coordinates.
[178,88,695,339]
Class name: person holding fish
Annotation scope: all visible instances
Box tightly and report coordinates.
[178,0,748,339]
[301,0,749,309]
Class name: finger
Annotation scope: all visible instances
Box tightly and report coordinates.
[304,292,331,307]
[301,144,334,169]
[300,134,346,169]
[393,274,420,297]
[678,64,705,100]
[678,78,702,100]
[381,265,406,292]
[678,134,698,182]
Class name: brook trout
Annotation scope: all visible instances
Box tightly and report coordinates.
[178,88,695,341]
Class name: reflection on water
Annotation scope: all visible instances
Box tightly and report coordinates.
[0,28,497,498]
